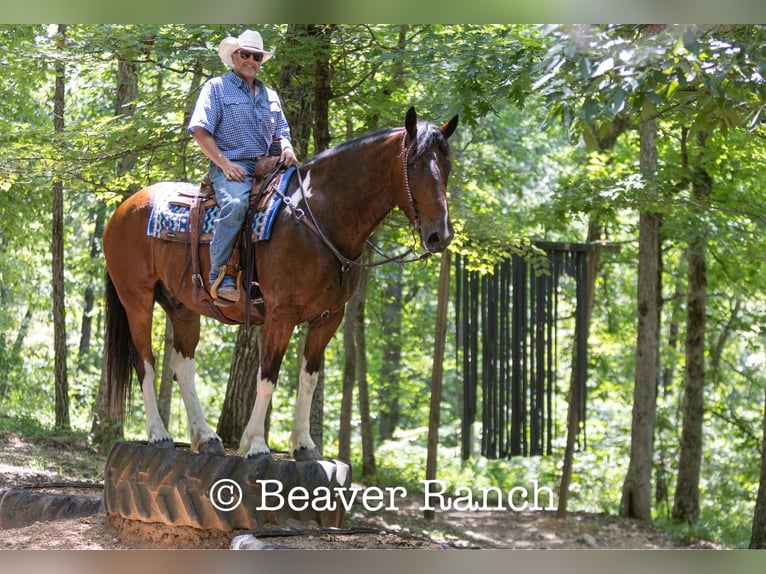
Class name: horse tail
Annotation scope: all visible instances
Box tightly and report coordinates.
[104,271,135,420]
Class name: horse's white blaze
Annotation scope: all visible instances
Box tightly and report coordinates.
[171,350,217,450]
[240,372,275,457]
[140,360,172,444]
[290,358,318,453]
[440,206,451,237]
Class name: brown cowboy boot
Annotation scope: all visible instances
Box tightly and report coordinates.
[210,266,241,305]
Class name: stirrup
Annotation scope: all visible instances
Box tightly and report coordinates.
[210,266,242,301]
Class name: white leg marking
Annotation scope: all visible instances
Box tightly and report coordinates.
[171,349,219,451]
[141,360,172,444]
[239,370,275,457]
[290,357,318,454]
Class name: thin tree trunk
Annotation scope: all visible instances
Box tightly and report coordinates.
[671,234,707,523]
[52,24,69,431]
[672,133,711,524]
[424,251,451,520]
[92,53,141,445]
[217,326,262,447]
[77,203,106,376]
[309,352,325,456]
[305,28,334,440]
[620,106,661,521]
[338,300,356,462]
[379,264,403,441]
[312,25,334,153]
[278,25,318,158]
[355,267,375,477]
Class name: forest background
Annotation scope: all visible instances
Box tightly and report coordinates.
[1,24,766,548]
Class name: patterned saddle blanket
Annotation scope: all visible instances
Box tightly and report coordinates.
[146,166,296,243]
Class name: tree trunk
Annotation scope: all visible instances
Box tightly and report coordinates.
[354,267,375,477]
[217,326,262,447]
[338,298,356,462]
[76,203,106,379]
[424,251,451,520]
[379,264,403,441]
[309,353,325,456]
[672,134,711,524]
[620,107,661,521]
[52,24,69,431]
[278,25,319,158]
[671,233,707,523]
[91,371,123,450]
[92,53,141,444]
[338,265,373,466]
[312,25,334,153]
[305,28,333,441]
[750,386,766,548]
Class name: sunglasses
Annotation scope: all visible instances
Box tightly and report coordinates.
[237,50,263,62]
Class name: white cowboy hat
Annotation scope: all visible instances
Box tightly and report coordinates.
[218,29,273,68]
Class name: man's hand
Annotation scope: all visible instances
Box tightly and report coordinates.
[222,161,246,182]
[280,146,298,167]
[192,126,247,181]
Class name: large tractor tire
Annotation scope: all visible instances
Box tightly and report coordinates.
[103,441,351,531]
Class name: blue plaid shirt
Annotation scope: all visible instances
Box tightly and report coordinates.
[188,71,291,162]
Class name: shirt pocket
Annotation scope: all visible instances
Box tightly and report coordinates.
[223,96,250,110]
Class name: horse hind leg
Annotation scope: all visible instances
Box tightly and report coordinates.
[120,291,173,448]
[130,312,173,448]
[290,355,321,461]
[163,298,226,456]
[290,311,345,461]
[239,318,295,459]
[138,358,174,448]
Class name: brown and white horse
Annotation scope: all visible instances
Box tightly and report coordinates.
[103,107,457,460]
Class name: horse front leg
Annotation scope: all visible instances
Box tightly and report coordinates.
[291,311,345,461]
[172,350,225,455]
[239,319,295,459]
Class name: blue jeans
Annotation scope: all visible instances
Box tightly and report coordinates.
[207,160,257,284]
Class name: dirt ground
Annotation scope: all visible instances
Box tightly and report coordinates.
[0,431,724,550]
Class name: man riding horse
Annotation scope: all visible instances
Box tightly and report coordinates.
[189,29,298,305]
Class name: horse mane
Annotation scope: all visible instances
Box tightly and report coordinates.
[304,121,452,168]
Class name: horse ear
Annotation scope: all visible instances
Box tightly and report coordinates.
[440,115,458,139]
[405,106,417,139]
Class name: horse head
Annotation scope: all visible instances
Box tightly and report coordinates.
[398,107,458,253]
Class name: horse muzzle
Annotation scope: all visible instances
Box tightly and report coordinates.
[420,218,454,253]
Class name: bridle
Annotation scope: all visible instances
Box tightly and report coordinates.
[279,128,434,271]
[400,128,421,235]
